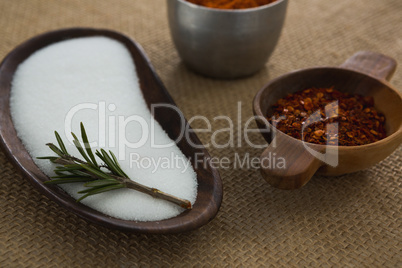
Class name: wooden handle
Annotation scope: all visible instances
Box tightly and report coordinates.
[259,133,323,190]
[340,51,397,81]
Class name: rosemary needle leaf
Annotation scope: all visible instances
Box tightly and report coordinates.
[76,184,125,202]
[95,149,120,176]
[36,156,59,161]
[84,180,121,187]
[46,143,65,157]
[80,122,98,167]
[45,178,93,184]
[55,165,83,171]
[69,170,93,177]
[55,131,68,155]
[77,186,106,194]
[71,132,93,165]
[51,174,91,179]
[109,150,128,178]
[54,169,84,177]
[100,149,121,176]
[84,179,120,188]
[80,164,114,180]
[54,170,67,176]
[77,183,122,194]
[95,150,106,163]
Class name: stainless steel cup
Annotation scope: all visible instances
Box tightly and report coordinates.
[167,0,288,79]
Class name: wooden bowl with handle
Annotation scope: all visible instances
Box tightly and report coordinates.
[253,51,402,189]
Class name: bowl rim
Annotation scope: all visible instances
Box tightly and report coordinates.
[253,66,402,151]
[176,0,286,12]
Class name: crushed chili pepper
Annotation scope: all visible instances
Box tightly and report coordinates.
[269,87,387,146]
[186,0,277,10]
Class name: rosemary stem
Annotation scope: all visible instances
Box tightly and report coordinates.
[124,180,192,209]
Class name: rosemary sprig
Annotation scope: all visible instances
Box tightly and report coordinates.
[38,122,192,209]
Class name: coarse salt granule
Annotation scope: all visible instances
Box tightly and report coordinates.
[10,36,197,221]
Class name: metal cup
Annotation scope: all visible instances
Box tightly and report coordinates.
[167,0,288,79]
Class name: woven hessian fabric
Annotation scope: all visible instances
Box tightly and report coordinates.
[0,0,401,267]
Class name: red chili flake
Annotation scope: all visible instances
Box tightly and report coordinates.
[268,87,387,146]
[346,132,354,138]
[314,130,325,137]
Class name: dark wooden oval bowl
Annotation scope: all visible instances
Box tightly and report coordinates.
[0,28,223,233]
[253,51,402,189]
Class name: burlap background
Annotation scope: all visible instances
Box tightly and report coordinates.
[0,0,401,267]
